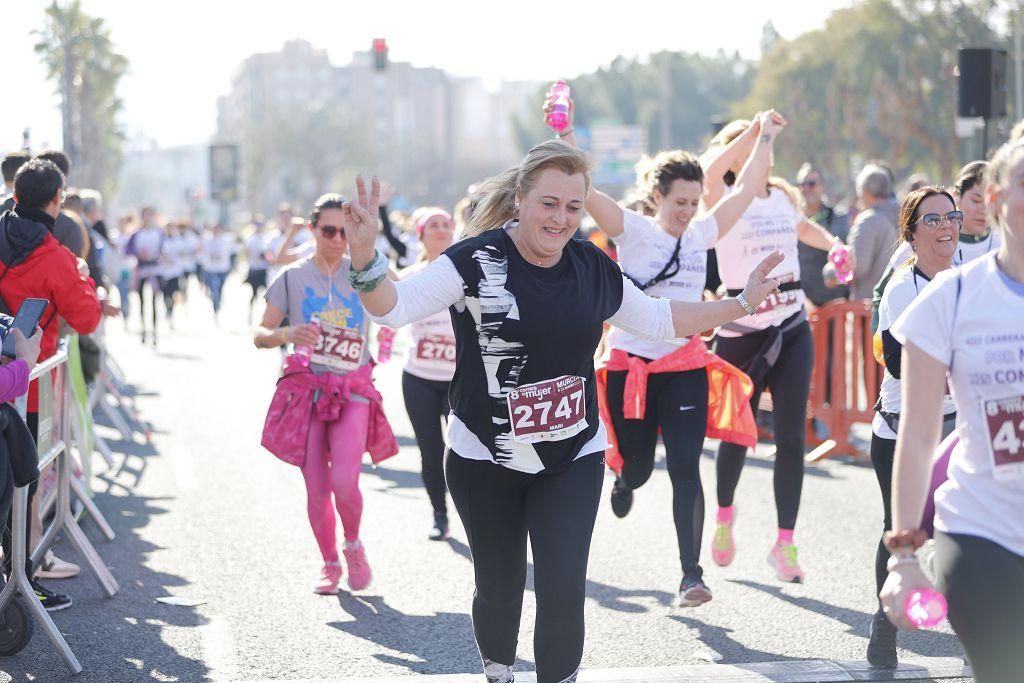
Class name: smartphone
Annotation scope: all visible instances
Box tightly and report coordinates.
[1,298,48,359]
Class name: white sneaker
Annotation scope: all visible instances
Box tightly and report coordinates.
[35,550,80,580]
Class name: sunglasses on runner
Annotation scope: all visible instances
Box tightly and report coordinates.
[914,211,963,229]
[799,179,819,188]
[317,225,346,240]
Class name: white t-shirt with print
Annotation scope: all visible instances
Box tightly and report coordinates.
[202,233,235,274]
[607,209,717,359]
[715,188,805,335]
[872,264,955,438]
[400,260,457,382]
[891,253,1024,556]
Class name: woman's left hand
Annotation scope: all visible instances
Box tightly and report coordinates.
[880,557,935,630]
[740,251,784,309]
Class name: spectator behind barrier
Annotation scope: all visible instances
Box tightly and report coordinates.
[796,162,849,307]
[825,164,898,300]
[0,326,44,534]
[0,158,101,415]
[35,150,91,261]
[1,152,31,214]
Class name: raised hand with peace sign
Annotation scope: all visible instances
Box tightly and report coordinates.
[344,175,382,270]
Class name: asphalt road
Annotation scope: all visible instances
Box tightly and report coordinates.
[0,275,969,682]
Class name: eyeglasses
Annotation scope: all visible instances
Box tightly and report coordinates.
[317,225,346,240]
[914,211,963,229]
[59,191,67,205]
[799,180,819,188]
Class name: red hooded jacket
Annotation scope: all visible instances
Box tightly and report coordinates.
[0,208,101,411]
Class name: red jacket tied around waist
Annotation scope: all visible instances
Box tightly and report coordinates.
[261,358,398,468]
[596,337,757,474]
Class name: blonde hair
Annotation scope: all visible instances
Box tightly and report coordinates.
[985,139,1024,232]
[461,139,591,239]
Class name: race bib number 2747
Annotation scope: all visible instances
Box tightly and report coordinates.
[507,375,587,445]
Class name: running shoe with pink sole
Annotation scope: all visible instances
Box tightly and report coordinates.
[767,542,805,583]
[344,542,372,591]
[711,510,737,567]
[313,562,343,595]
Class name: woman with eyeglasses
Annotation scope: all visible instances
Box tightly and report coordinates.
[866,187,960,668]
[253,193,379,595]
[880,139,1024,682]
[552,94,783,607]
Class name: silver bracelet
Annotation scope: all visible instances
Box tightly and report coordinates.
[735,293,756,316]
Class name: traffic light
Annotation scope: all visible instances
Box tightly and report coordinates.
[372,38,388,71]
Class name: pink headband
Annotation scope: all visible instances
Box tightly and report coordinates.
[414,209,452,237]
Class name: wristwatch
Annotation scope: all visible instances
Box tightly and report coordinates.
[735,293,756,316]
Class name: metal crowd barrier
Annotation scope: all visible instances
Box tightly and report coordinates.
[0,338,119,674]
[805,300,882,461]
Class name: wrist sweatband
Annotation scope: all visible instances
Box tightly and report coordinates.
[348,251,389,292]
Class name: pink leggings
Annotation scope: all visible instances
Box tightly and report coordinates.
[301,401,370,563]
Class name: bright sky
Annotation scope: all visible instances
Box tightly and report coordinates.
[6,0,854,152]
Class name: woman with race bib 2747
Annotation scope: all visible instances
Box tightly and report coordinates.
[339,139,785,683]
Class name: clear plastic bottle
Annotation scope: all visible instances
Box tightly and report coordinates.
[377,327,395,363]
[905,588,947,628]
[829,243,854,284]
[546,80,571,132]
[294,313,320,367]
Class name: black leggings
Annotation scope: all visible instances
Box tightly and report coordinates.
[605,365,708,580]
[934,532,1024,682]
[136,276,160,338]
[869,434,896,597]
[713,319,813,530]
[446,451,603,683]
[401,371,450,515]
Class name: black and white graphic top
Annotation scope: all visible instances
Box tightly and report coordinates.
[372,223,677,474]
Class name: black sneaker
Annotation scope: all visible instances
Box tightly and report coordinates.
[867,608,898,668]
[32,580,72,612]
[678,576,713,607]
[610,477,633,518]
[429,512,449,541]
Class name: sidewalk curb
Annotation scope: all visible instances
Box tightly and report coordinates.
[238,656,971,682]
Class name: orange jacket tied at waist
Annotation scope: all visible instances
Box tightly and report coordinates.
[596,338,757,474]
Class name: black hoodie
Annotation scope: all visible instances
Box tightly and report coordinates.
[0,207,54,270]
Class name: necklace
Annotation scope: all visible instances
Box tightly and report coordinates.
[510,226,554,267]
[315,254,342,306]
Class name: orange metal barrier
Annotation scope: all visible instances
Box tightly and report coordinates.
[805,300,881,461]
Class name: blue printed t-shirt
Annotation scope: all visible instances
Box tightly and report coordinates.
[265,256,372,376]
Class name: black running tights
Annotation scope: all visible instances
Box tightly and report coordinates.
[713,320,813,530]
[401,371,450,516]
[934,532,1024,683]
[446,451,603,683]
[605,366,709,580]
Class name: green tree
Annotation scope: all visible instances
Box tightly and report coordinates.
[34,0,128,197]
[738,0,1005,188]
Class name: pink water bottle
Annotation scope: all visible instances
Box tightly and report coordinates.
[546,80,571,132]
[829,244,854,284]
[905,588,947,628]
[294,313,320,367]
[377,327,395,363]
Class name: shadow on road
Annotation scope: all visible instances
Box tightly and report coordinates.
[329,593,537,675]
[670,613,805,664]
[446,537,674,614]
[0,408,210,683]
[730,579,964,659]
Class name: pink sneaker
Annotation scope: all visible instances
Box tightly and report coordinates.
[767,542,805,583]
[344,542,372,591]
[711,511,736,567]
[313,562,343,595]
